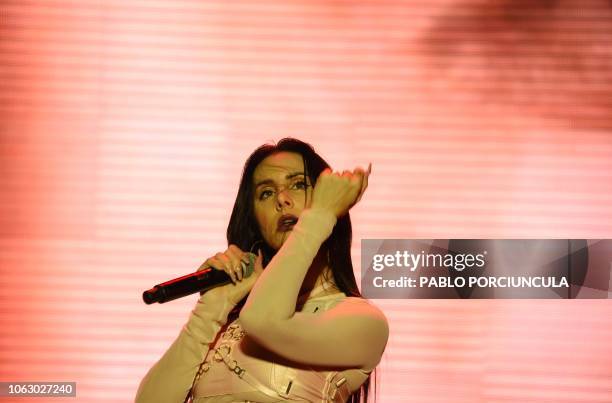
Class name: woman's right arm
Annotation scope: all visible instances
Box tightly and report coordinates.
[135,246,262,403]
[135,294,235,403]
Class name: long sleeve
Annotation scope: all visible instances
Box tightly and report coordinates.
[135,295,236,403]
[239,208,389,370]
[241,207,337,323]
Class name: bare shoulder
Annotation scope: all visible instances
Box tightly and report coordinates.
[333,297,389,333]
[332,296,389,370]
[339,296,387,314]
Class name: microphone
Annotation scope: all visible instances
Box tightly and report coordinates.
[142,252,257,304]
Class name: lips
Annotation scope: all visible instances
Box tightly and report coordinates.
[277,214,298,232]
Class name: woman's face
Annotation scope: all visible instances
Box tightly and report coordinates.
[252,151,313,250]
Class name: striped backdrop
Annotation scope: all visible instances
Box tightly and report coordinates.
[1,1,611,402]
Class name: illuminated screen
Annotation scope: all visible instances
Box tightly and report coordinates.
[1,1,611,401]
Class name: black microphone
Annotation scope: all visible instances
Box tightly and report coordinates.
[142,252,256,304]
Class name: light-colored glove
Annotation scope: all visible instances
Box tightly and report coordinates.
[135,294,235,403]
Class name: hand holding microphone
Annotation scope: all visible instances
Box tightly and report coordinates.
[198,245,264,305]
[142,245,264,305]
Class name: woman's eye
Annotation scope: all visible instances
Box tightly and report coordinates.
[259,190,273,200]
[292,180,308,190]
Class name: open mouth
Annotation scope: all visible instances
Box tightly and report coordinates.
[277,214,298,232]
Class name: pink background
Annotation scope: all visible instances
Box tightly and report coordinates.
[1,1,611,402]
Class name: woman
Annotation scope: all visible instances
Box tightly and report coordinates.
[136,138,389,402]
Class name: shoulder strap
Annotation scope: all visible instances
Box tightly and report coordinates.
[213,343,302,400]
[325,371,352,402]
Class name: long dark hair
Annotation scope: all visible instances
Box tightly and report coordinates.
[225,138,374,403]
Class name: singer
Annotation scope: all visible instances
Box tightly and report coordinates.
[135,138,389,403]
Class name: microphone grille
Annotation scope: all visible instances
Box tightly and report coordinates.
[243,252,257,278]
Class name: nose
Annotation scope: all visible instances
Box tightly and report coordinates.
[275,188,293,211]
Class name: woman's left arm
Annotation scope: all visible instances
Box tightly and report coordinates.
[240,166,387,369]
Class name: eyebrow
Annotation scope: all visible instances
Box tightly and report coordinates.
[254,172,306,189]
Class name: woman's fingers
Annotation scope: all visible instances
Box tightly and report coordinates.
[212,252,237,284]
[341,164,370,206]
[312,163,371,217]
[199,245,250,285]
[228,245,250,281]
[200,255,228,281]
[217,252,241,283]
[354,163,371,204]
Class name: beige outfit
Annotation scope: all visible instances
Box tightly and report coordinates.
[136,209,381,403]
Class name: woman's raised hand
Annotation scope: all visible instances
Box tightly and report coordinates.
[196,245,264,305]
[310,163,371,218]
